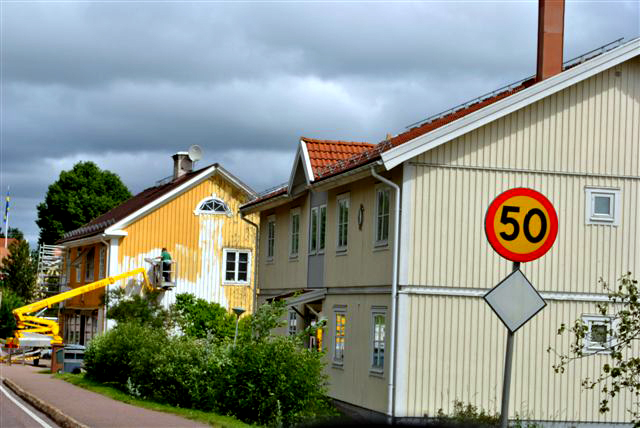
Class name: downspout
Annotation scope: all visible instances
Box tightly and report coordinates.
[99,234,110,333]
[241,213,259,314]
[370,163,400,421]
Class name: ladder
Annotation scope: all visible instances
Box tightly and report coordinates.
[37,245,66,296]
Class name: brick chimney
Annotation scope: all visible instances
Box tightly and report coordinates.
[536,0,565,82]
[172,151,193,180]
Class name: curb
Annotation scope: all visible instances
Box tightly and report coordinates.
[2,377,89,428]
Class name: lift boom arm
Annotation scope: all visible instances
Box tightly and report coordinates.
[8,268,152,347]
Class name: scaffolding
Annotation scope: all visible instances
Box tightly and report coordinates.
[37,244,66,296]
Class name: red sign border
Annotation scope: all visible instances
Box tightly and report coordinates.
[484,187,558,263]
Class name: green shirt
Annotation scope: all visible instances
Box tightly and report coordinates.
[161,250,172,262]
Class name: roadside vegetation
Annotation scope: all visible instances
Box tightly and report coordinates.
[56,372,252,428]
[82,292,335,427]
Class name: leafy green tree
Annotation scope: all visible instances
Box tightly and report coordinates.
[36,162,131,244]
[0,227,24,240]
[171,293,237,339]
[106,288,169,329]
[0,289,24,339]
[1,239,38,301]
[551,273,639,424]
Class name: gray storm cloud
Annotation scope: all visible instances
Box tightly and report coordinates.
[1,1,638,244]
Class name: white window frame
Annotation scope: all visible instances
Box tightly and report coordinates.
[309,207,318,255]
[318,205,327,254]
[374,186,391,247]
[222,249,251,285]
[288,310,297,336]
[333,307,347,365]
[585,187,621,226]
[98,246,106,279]
[336,194,350,252]
[266,215,276,262]
[371,308,387,373]
[289,208,301,258]
[85,247,95,283]
[582,314,616,355]
[194,196,232,216]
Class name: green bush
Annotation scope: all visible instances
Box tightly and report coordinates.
[0,288,24,339]
[106,288,169,329]
[171,293,237,340]
[85,298,333,427]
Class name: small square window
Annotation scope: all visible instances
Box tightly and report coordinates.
[582,314,616,354]
[585,187,621,226]
[222,249,251,285]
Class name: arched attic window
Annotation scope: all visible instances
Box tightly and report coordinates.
[195,196,232,216]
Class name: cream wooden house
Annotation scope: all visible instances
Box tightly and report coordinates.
[57,153,258,345]
[241,34,640,425]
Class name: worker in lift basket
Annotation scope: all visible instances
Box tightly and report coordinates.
[161,247,172,282]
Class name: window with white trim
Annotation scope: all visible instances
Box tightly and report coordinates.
[74,248,81,283]
[223,249,251,285]
[336,195,349,251]
[195,197,231,215]
[288,311,297,336]
[582,314,616,354]
[375,187,390,246]
[85,248,95,282]
[371,309,386,372]
[309,204,327,255]
[333,308,346,364]
[319,205,327,253]
[267,216,276,261]
[585,187,621,226]
[99,246,106,279]
[290,208,300,258]
[309,207,318,254]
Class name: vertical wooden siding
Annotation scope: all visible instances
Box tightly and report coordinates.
[397,294,635,423]
[407,56,640,293]
[118,174,257,311]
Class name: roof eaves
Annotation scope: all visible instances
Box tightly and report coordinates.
[382,38,640,170]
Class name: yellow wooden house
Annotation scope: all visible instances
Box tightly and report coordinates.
[57,152,258,345]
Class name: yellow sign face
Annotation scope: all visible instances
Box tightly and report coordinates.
[485,188,558,263]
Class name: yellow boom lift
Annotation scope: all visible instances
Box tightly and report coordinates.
[5,268,152,348]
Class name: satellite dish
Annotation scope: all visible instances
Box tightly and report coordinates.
[188,145,203,162]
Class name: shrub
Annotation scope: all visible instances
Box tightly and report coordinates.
[0,288,24,339]
[212,336,332,426]
[85,299,333,427]
[106,288,169,329]
[171,293,237,340]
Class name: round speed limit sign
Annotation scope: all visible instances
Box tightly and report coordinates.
[485,188,558,263]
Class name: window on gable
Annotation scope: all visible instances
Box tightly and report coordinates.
[585,187,621,226]
[223,249,251,285]
[337,195,349,251]
[582,314,616,354]
[290,208,300,258]
[196,197,231,215]
[371,309,386,373]
[267,216,276,261]
[375,187,390,246]
[309,204,326,255]
[333,308,346,364]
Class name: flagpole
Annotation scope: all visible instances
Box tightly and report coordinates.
[4,186,9,248]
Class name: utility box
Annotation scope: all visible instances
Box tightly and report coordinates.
[52,344,85,374]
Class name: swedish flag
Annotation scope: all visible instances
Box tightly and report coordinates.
[4,188,9,223]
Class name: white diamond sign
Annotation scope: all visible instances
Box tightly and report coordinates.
[484,269,546,333]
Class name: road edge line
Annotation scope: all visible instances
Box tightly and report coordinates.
[1,377,89,428]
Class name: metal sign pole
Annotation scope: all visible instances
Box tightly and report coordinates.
[499,261,520,428]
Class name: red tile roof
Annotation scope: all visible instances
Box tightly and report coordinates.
[301,137,375,180]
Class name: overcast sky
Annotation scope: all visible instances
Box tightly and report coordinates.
[1,1,638,245]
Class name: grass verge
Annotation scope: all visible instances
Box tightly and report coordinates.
[55,373,253,428]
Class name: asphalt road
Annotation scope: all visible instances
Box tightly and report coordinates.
[0,383,60,428]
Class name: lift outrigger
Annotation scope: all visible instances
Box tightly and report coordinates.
[4,267,152,349]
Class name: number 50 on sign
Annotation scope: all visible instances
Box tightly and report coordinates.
[485,188,558,263]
